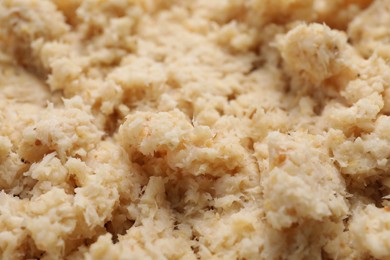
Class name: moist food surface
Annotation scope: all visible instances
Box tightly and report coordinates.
[1,0,390,259]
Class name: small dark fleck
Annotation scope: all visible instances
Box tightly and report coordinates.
[248,109,257,119]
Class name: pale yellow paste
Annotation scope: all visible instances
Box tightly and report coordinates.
[1,0,390,259]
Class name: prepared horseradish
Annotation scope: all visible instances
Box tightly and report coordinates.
[0,0,389,259]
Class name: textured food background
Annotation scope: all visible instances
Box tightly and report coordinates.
[1,0,390,259]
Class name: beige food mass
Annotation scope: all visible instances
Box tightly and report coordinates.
[1,0,390,259]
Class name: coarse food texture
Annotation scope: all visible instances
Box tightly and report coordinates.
[1,0,390,259]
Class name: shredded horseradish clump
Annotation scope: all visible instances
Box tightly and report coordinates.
[1,0,390,259]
